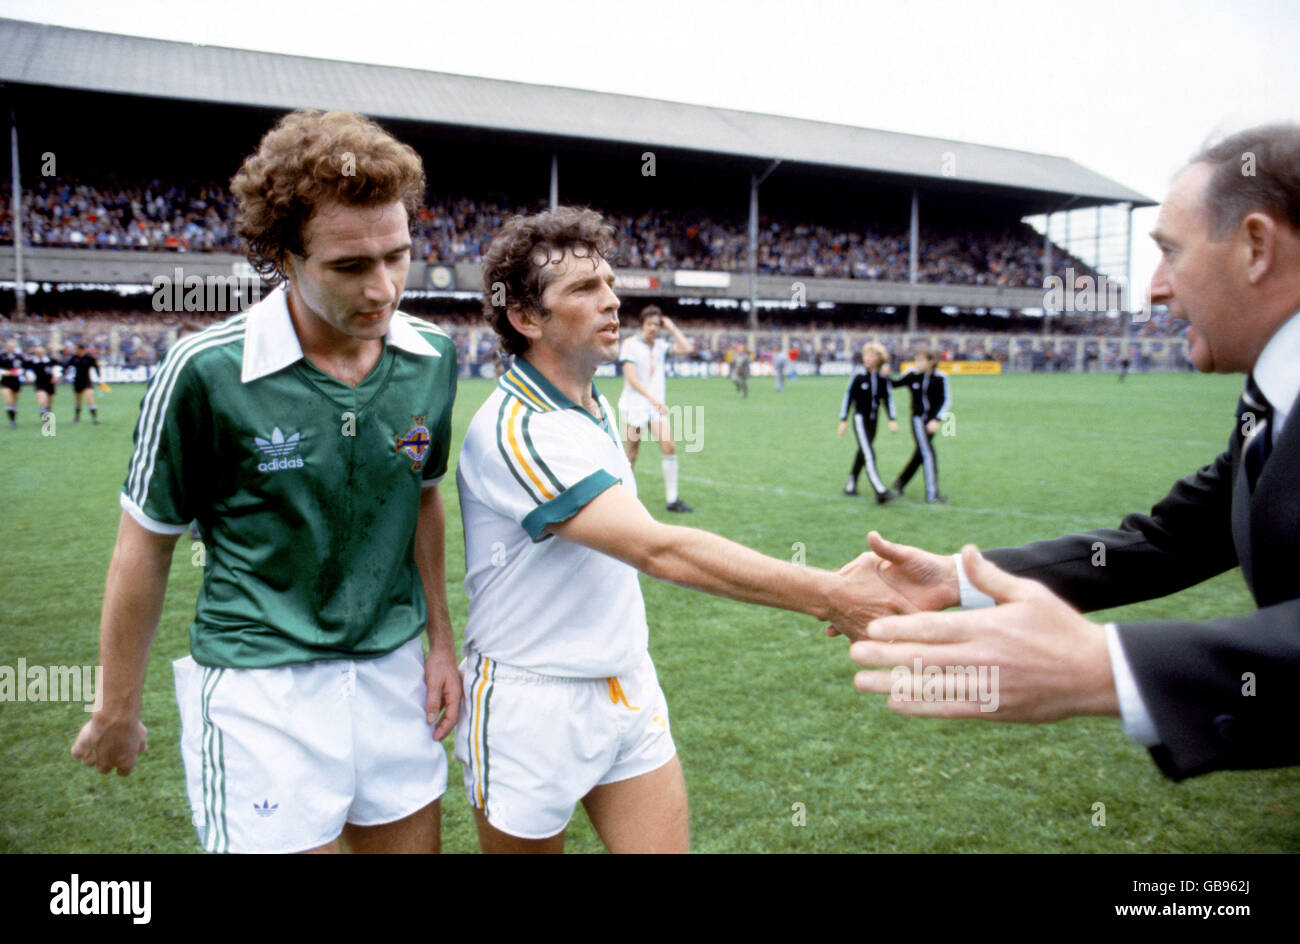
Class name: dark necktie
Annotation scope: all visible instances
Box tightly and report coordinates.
[1238,374,1273,491]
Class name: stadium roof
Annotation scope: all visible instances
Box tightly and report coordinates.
[0,17,1153,208]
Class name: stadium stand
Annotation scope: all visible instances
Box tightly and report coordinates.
[0,176,1096,288]
[1,18,1163,374]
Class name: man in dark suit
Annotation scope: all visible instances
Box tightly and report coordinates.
[848,123,1300,781]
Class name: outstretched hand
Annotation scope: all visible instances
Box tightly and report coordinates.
[849,545,1118,722]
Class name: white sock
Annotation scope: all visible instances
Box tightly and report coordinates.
[662,455,679,504]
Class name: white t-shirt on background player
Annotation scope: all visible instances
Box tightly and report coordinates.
[617,334,670,427]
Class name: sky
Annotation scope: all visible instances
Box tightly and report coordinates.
[3,0,1298,301]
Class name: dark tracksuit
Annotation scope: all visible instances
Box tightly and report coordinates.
[64,353,101,422]
[733,352,750,397]
[892,368,951,501]
[24,356,58,398]
[840,367,895,497]
[63,353,100,392]
[0,351,23,393]
[1,351,21,427]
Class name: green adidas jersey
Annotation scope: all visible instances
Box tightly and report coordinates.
[120,287,457,668]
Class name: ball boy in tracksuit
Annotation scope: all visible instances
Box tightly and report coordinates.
[891,350,951,504]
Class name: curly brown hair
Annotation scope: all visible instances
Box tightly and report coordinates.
[230,110,426,283]
[480,207,616,356]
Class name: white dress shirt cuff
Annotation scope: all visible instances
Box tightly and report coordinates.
[953,553,995,608]
[1105,623,1161,747]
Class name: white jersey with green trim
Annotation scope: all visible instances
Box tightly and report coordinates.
[457,357,647,678]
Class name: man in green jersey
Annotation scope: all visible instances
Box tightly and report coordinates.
[71,111,459,854]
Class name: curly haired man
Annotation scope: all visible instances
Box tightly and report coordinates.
[72,111,459,854]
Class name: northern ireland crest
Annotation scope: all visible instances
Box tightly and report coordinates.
[395,415,431,470]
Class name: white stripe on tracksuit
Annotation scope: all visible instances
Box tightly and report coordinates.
[926,372,951,424]
[912,415,938,500]
[853,413,887,495]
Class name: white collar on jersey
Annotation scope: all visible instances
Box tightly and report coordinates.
[241,284,441,383]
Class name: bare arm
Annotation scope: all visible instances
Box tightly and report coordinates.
[414,484,462,740]
[71,511,179,775]
[661,316,695,356]
[550,485,913,638]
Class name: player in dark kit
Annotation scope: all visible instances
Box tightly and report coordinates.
[890,350,951,504]
[63,343,107,424]
[731,343,750,397]
[837,341,899,503]
[2,340,22,428]
[23,346,60,421]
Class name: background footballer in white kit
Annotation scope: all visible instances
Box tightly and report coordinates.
[618,304,695,513]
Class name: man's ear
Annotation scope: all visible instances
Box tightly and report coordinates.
[1240,211,1277,285]
[506,303,546,343]
[279,252,299,286]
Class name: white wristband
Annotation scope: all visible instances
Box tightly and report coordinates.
[953,553,995,609]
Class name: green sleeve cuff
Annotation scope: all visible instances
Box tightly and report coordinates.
[521,469,619,541]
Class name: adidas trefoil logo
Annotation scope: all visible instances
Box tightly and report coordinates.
[253,799,279,818]
[254,426,304,472]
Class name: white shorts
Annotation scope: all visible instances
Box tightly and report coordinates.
[455,649,677,840]
[173,637,446,854]
[619,401,663,431]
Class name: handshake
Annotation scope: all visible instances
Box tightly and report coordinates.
[828,531,962,634]
[827,531,1115,724]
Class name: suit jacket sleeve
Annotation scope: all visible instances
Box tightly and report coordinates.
[1115,601,1300,780]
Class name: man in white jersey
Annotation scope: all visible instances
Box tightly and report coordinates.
[456,207,913,853]
[618,305,695,512]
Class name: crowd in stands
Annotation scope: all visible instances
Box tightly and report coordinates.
[2,177,238,252]
[2,175,1094,288]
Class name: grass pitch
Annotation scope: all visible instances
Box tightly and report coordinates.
[1,369,1296,853]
